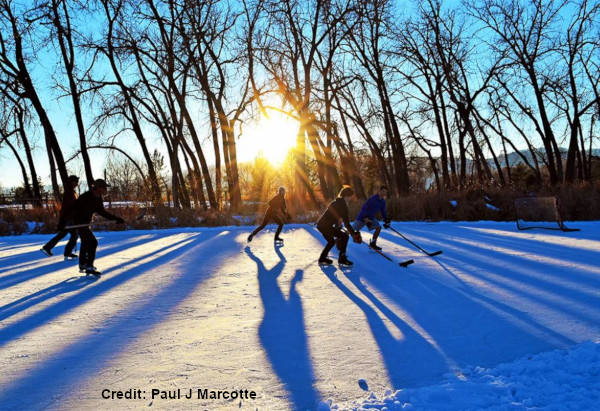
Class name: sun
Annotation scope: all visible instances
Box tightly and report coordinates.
[239,112,299,164]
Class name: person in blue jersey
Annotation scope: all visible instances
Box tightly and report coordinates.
[352,185,391,251]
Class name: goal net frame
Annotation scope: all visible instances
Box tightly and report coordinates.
[514,196,580,232]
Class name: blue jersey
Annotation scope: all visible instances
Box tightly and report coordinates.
[356,194,387,221]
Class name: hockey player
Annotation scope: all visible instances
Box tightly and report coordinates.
[352,185,391,251]
[248,186,291,244]
[41,175,80,259]
[316,186,362,267]
[72,179,124,276]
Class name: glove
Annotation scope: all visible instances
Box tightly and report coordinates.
[115,217,125,224]
[383,219,391,229]
[352,232,362,244]
[364,218,373,229]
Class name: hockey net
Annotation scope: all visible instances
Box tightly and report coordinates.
[514,196,579,232]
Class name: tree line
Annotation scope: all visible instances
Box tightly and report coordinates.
[1,0,599,211]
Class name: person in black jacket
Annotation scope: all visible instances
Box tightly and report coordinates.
[316,186,362,267]
[248,186,291,244]
[72,179,124,275]
[41,175,80,259]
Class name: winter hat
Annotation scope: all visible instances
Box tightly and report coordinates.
[93,179,110,189]
[339,185,355,198]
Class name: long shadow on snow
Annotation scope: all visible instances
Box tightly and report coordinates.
[245,245,320,411]
[305,228,447,387]
[0,235,87,267]
[439,222,594,240]
[319,264,448,389]
[379,227,600,301]
[366,268,572,387]
[391,229,600,326]
[0,233,163,291]
[0,239,56,260]
[306,228,570,389]
[0,231,218,350]
[0,230,232,409]
[428,258,574,345]
[394,225,600,270]
[0,276,99,322]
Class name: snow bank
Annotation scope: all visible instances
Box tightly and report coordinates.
[326,340,600,410]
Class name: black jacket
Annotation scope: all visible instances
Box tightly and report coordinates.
[72,190,119,224]
[59,185,77,220]
[317,197,357,235]
[267,193,287,213]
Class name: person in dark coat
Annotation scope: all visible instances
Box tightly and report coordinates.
[73,179,124,275]
[41,175,80,258]
[352,185,391,251]
[248,186,291,244]
[316,186,362,267]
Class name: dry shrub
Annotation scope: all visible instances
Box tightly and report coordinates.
[201,209,239,227]
[236,201,262,217]
[151,204,176,229]
[0,209,30,235]
[292,210,321,224]
[553,183,600,221]
[384,185,600,222]
[385,191,455,221]
[26,207,59,234]
[1,184,598,236]
[175,208,203,227]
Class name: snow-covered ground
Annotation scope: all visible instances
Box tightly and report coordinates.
[0,221,599,410]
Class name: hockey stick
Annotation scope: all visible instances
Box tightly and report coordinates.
[335,227,414,267]
[65,208,147,230]
[387,226,443,257]
[361,242,414,267]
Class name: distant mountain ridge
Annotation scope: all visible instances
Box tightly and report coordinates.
[490,147,600,168]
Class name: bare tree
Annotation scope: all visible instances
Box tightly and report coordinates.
[179,0,250,211]
[343,0,411,195]
[42,0,95,186]
[468,0,569,185]
[0,0,69,197]
[93,0,162,203]
[557,0,600,182]
[253,0,356,203]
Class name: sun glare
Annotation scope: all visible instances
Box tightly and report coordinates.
[240,113,299,164]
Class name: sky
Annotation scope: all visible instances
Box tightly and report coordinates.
[0,108,299,190]
[1,0,598,192]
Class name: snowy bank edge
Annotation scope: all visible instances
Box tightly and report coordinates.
[321,339,600,410]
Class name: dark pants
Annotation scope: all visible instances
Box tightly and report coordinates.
[252,209,284,238]
[43,219,78,255]
[78,227,98,268]
[317,224,349,257]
